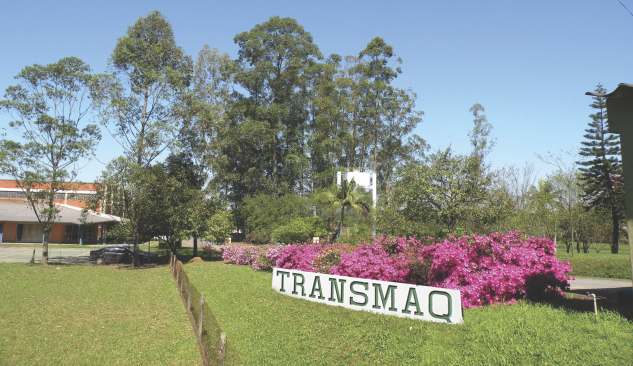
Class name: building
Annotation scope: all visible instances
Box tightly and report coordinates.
[0,180,121,244]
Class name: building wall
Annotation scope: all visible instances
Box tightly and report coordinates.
[1,222,17,242]
[50,224,65,242]
[0,222,99,243]
[0,180,97,191]
[0,179,99,210]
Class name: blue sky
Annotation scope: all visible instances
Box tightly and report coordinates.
[1,1,632,181]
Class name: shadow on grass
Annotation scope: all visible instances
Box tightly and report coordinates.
[536,288,633,321]
[152,246,225,263]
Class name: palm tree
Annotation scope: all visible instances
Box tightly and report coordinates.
[333,179,370,240]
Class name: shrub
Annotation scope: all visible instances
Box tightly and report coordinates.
[271,217,327,244]
[270,244,323,272]
[312,246,353,273]
[330,244,410,283]
[337,222,372,244]
[222,246,259,265]
[223,231,572,308]
[251,253,273,271]
[421,232,571,307]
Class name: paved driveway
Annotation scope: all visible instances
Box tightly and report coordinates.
[570,277,632,291]
[0,246,93,263]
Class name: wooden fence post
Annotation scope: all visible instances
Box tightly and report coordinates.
[219,332,226,366]
[198,295,204,338]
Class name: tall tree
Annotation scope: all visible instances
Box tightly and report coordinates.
[468,103,494,162]
[179,45,234,180]
[233,16,321,194]
[205,17,321,229]
[308,54,353,188]
[98,11,192,167]
[351,37,424,191]
[0,57,102,264]
[96,11,193,262]
[577,84,624,253]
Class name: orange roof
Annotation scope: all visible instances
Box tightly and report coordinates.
[0,179,98,192]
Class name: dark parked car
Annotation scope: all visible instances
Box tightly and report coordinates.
[90,245,152,265]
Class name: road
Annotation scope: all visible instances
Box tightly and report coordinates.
[0,246,93,263]
[570,276,632,291]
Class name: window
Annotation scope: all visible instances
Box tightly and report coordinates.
[65,225,79,243]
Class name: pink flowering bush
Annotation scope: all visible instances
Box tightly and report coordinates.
[272,244,324,272]
[421,232,571,307]
[221,231,571,308]
[222,246,259,265]
[330,244,410,283]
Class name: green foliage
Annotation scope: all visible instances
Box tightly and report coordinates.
[98,11,193,166]
[312,181,371,241]
[210,16,322,205]
[104,221,133,244]
[189,18,423,231]
[242,193,311,243]
[205,210,233,243]
[337,221,372,244]
[271,216,327,244]
[379,148,506,237]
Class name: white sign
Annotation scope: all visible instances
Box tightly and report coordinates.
[272,268,463,324]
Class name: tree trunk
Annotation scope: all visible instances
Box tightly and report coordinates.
[193,235,198,257]
[611,208,620,254]
[42,229,49,265]
[133,230,139,267]
[338,206,346,241]
[582,240,590,253]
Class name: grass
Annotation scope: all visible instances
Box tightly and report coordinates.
[0,264,199,365]
[186,262,633,366]
[557,243,631,279]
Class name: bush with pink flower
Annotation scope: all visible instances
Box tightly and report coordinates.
[420,232,571,307]
[221,246,260,265]
[220,231,571,308]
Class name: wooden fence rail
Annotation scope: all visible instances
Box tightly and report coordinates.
[169,253,228,366]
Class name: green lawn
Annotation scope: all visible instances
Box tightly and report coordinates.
[0,264,199,365]
[557,243,631,279]
[186,262,633,366]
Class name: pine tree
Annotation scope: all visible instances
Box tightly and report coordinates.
[577,84,624,253]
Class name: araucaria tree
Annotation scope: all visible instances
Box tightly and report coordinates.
[0,57,101,264]
[97,11,193,261]
[577,84,624,254]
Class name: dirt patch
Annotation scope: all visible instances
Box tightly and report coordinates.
[187,256,205,265]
